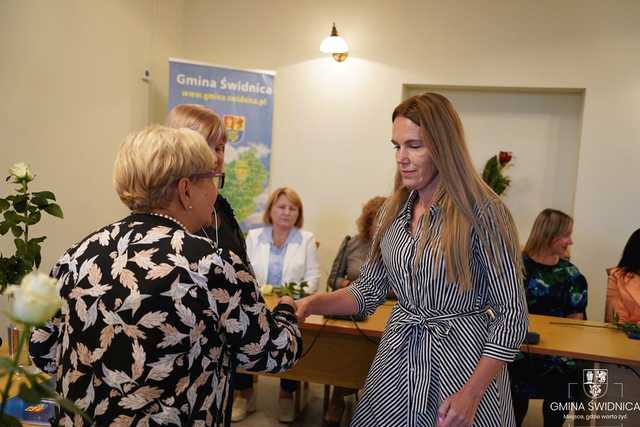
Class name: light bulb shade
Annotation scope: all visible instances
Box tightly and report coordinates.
[320,35,349,54]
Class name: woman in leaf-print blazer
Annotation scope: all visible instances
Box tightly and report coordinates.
[29,125,302,427]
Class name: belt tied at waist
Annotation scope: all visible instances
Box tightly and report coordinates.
[389,304,495,415]
[391,304,494,340]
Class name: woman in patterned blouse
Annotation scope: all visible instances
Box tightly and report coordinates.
[296,93,528,427]
[509,208,588,427]
[29,125,302,427]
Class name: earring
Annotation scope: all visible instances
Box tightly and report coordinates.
[188,206,193,209]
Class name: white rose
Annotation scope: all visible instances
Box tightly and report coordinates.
[8,162,34,181]
[260,284,273,295]
[5,272,62,326]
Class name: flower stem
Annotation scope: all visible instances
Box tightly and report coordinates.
[0,326,29,415]
[23,181,29,244]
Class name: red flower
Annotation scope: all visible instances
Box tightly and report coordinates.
[498,151,512,166]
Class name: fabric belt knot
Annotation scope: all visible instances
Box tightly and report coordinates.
[389,304,494,415]
[391,307,453,340]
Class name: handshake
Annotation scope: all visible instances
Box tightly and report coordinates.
[277,295,314,324]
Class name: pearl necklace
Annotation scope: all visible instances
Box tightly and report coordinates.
[148,212,188,232]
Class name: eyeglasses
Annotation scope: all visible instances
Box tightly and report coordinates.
[189,171,225,189]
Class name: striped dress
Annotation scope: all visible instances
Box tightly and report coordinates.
[347,191,528,427]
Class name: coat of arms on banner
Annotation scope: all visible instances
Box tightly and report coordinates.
[224,115,246,143]
[583,369,608,399]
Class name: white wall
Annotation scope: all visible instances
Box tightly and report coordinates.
[1,0,639,323]
[403,87,583,243]
[0,0,184,336]
[179,0,640,321]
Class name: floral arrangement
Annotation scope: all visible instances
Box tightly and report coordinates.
[260,281,309,299]
[0,273,90,424]
[0,163,63,293]
[0,163,87,424]
[481,151,513,196]
[2,273,61,422]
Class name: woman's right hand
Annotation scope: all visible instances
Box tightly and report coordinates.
[295,295,316,323]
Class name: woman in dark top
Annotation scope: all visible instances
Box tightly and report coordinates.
[509,208,588,427]
[167,104,262,423]
[328,196,386,292]
[29,125,301,426]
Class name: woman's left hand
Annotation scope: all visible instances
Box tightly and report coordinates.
[436,386,482,427]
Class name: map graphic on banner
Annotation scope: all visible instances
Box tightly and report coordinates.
[168,58,274,230]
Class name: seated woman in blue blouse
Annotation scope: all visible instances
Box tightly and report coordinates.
[231,187,320,423]
[509,208,588,427]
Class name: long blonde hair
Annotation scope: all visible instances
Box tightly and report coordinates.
[372,93,522,290]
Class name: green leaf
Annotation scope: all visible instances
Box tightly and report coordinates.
[0,357,16,371]
[0,198,9,211]
[4,210,21,223]
[27,239,43,268]
[12,194,28,213]
[0,413,22,427]
[14,238,28,253]
[10,226,23,237]
[0,222,11,236]
[18,382,42,404]
[29,236,46,245]
[32,191,56,201]
[0,255,29,287]
[30,377,56,398]
[30,196,49,208]
[44,203,64,219]
[26,210,41,225]
[14,239,31,264]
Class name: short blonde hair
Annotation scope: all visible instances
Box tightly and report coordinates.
[165,104,226,146]
[263,187,304,228]
[113,125,216,212]
[524,208,573,257]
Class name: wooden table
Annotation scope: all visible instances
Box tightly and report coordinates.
[263,297,640,390]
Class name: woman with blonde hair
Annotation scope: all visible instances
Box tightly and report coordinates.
[296,93,527,426]
[165,104,251,270]
[235,187,320,422]
[29,125,302,426]
[509,208,588,427]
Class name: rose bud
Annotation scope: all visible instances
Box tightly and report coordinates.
[5,272,62,326]
[498,151,513,166]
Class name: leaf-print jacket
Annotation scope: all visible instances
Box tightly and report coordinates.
[29,213,302,426]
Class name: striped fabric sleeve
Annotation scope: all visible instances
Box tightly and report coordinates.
[346,255,390,317]
[474,208,529,363]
